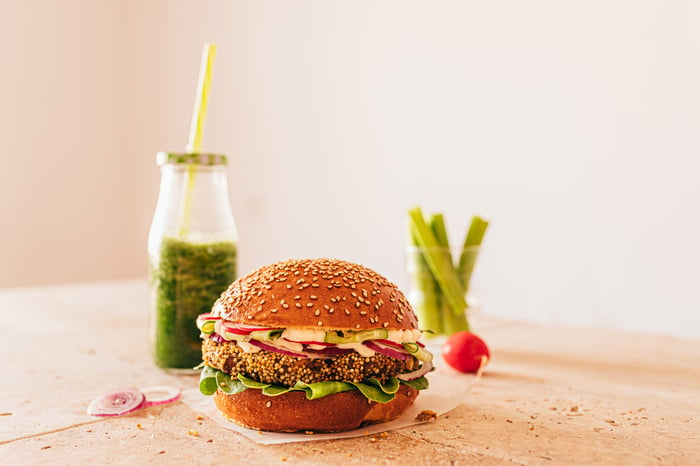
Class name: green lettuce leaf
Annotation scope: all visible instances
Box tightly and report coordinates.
[294,380,356,399]
[199,366,219,396]
[215,371,247,395]
[365,376,401,394]
[199,366,429,402]
[400,376,429,390]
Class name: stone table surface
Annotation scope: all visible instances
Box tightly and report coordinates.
[1,280,698,465]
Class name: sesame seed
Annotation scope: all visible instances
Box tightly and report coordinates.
[383,322,389,328]
[295,303,302,308]
[356,324,361,329]
[282,303,289,308]
[344,309,351,315]
[310,295,318,300]
[294,295,301,300]
[314,310,320,316]
[360,311,367,315]
[286,284,292,289]
[306,303,313,308]
[271,309,278,313]
[317,321,323,326]
[354,302,361,308]
[328,308,334,314]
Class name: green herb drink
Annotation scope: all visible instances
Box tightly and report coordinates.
[148,152,238,372]
[150,237,236,369]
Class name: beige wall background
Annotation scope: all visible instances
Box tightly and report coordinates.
[2,0,699,338]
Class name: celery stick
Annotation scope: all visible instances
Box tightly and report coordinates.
[408,207,467,317]
[407,227,443,336]
[457,216,489,290]
[429,213,469,333]
[429,213,450,249]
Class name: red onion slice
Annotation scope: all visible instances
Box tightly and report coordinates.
[397,361,433,381]
[374,339,405,349]
[248,339,310,358]
[87,388,145,417]
[141,386,181,407]
[364,340,412,360]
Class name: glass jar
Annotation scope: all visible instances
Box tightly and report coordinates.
[148,152,238,373]
[405,245,480,338]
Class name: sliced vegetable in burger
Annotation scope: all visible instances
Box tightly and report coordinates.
[196,258,434,433]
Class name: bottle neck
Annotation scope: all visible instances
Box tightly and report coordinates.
[152,163,237,243]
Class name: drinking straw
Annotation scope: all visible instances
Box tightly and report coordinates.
[186,43,217,153]
[178,43,217,237]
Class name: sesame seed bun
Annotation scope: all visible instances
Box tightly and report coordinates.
[213,383,419,433]
[213,258,418,331]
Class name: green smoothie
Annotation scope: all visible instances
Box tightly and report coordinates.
[150,236,237,370]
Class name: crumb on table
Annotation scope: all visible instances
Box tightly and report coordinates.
[415,410,438,422]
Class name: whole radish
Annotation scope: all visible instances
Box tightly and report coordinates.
[442,331,490,373]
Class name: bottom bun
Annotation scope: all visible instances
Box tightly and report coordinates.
[213,384,419,433]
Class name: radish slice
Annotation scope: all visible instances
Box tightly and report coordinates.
[87,388,145,417]
[220,322,280,335]
[141,386,181,407]
[397,361,433,381]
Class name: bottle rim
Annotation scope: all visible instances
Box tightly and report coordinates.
[156,151,227,167]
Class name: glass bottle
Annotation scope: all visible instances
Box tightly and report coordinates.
[148,152,238,373]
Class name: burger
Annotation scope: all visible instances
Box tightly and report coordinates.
[195,257,434,432]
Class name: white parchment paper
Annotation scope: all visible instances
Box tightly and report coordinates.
[181,365,474,445]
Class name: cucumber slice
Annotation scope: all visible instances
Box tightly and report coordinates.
[200,321,216,334]
[324,328,389,344]
[402,343,434,362]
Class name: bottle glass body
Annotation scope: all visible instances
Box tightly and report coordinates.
[148,152,238,373]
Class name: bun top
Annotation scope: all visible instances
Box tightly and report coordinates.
[212,258,418,331]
